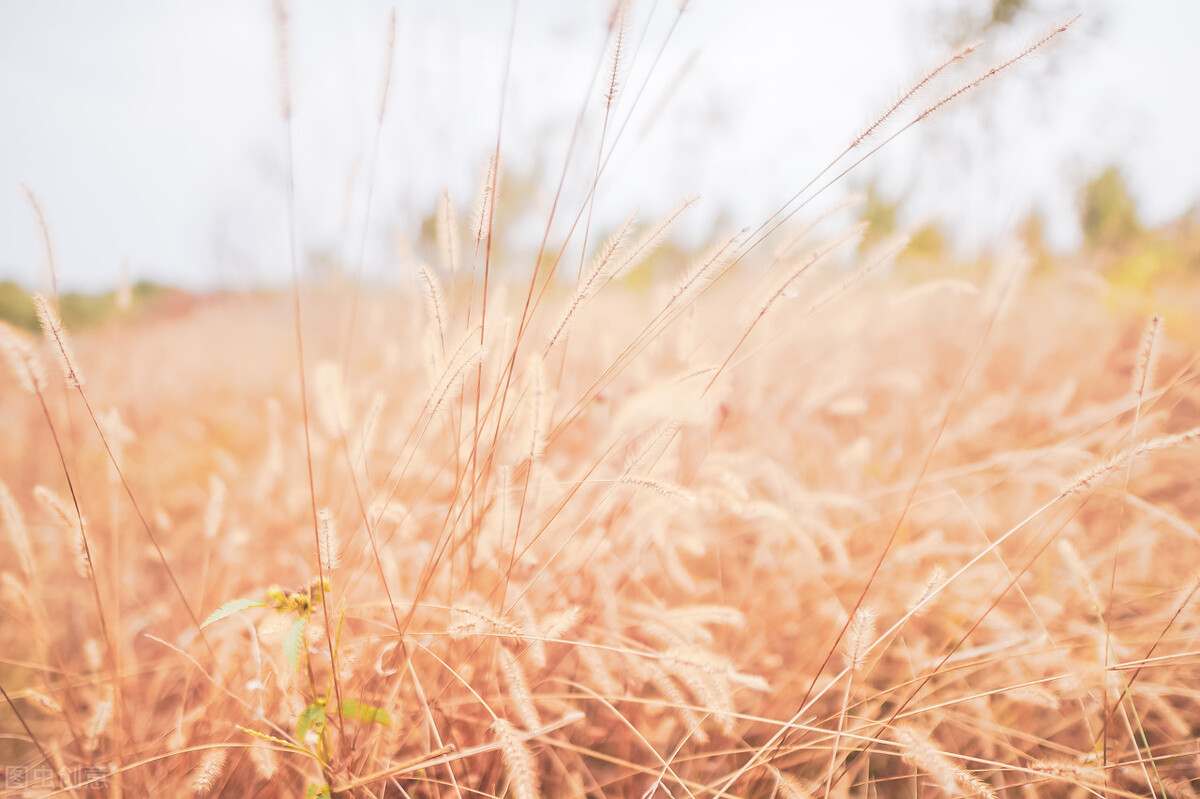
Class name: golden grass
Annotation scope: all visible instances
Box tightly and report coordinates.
[4,7,1197,798]
[1,262,1198,797]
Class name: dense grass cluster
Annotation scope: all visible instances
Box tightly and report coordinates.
[2,259,1198,797]
[3,4,1199,798]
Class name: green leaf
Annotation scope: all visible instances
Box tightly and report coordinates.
[283,616,307,672]
[296,703,326,744]
[341,700,392,726]
[201,598,266,628]
[305,783,331,799]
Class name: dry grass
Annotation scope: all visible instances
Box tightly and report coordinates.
[3,7,1199,799]
[1,263,1198,797]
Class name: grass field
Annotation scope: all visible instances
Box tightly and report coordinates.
[2,257,1199,797]
[3,6,1200,799]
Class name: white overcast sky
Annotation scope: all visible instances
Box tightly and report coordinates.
[0,0,1197,291]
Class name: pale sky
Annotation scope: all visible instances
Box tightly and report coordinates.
[1,0,1197,291]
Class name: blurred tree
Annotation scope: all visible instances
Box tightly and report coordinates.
[903,223,947,259]
[988,0,1029,27]
[1079,165,1141,249]
[858,183,899,253]
[417,205,439,263]
[619,239,685,292]
[1016,212,1054,273]
[0,281,37,332]
[0,280,171,333]
[59,291,115,328]
[409,161,544,279]
[1108,237,1182,295]
[895,222,953,284]
[938,0,1077,45]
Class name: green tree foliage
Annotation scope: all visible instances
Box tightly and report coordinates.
[1017,212,1054,274]
[903,223,946,260]
[858,184,946,262]
[1080,166,1141,249]
[988,0,1029,27]
[0,281,38,332]
[1108,237,1185,295]
[0,280,171,332]
[859,183,899,253]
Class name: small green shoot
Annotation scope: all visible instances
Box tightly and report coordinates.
[202,578,331,672]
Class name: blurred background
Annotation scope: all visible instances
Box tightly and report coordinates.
[0,0,1197,306]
